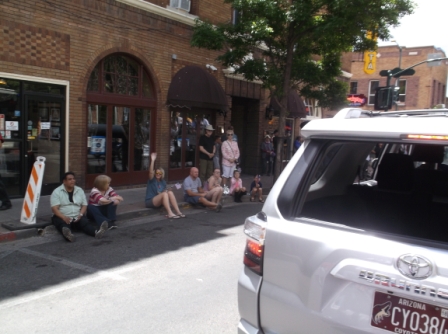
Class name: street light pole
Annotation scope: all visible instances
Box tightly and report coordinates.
[391,40,405,109]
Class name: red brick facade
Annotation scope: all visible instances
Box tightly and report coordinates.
[348,45,447,110]
[0,0,285,195]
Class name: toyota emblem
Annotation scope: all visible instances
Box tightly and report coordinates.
[397,254,432,280]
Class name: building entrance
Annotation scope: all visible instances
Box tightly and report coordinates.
[0,78,66,198]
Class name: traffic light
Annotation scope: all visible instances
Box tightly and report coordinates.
[374,87,393,110]
[393,86,400,103]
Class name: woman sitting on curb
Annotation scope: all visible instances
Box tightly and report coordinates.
[87,175,123,230]
[230,170,246,203]
[145,152,185,219]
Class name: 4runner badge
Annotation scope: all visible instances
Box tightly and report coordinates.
[397,254,432,280]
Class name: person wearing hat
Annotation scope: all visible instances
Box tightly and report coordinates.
[261,134,275,176]
[199,124,216,182]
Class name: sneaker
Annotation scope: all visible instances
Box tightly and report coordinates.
[108,221,118,230]
[62,227,75,242]
[216,203,222,213]
[95,221,108,239]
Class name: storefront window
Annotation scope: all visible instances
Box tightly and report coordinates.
[87,104,107,174]
[23,82,65,95]
[86,53,156,187]
[134,108,150,171]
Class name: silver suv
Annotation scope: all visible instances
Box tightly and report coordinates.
[238,108,448,334]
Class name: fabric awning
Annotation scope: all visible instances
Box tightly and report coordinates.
[166,65,228,111]
[270,90,307,118]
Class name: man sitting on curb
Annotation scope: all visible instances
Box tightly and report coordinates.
[50,172,108,242]
[183,167,222,212]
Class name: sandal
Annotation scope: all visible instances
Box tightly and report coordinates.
[166,215,180,219]
[250,197,255,202]
[176,213,186,218]
[259,199,265,203]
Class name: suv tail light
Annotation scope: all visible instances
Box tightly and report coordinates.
[243,217,266,275]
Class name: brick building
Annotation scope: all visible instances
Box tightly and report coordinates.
[0,0,309,199]
[348,45,447,110]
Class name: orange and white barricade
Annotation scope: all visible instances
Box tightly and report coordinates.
[21,156,46,225]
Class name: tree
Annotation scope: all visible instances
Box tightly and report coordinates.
[191,0,414,179]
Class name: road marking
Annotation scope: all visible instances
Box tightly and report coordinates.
[18,248,127,280]
[0,250,147,310]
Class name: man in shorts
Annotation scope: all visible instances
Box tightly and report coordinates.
[183,167,222,212]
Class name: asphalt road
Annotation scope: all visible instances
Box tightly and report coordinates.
[0,202,263,334]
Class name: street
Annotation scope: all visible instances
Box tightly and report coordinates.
[0,203,262,333]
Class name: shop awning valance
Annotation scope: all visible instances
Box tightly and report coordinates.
[270,90,307,118]
[166,66,228,111]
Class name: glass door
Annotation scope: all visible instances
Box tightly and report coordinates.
[86,104,151,188]
[0,80,21,197]
[169,110,213,180]
[25,96,65,195]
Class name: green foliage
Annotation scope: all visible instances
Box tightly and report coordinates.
[191,0,413,101]
[316,80,350,110]
[191,0,413,177]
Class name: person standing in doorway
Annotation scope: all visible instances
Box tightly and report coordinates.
[221,128,240,186]
[199,124,216,183]
[261,135,275,176]
[0,133,12,210]
[213,135,222,171]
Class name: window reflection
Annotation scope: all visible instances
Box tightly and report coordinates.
[170,111,200,169]
[113,106,129,172]
[87,104,107,174]
[134,109,150,171]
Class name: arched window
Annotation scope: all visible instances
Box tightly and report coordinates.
[86,53,157,187]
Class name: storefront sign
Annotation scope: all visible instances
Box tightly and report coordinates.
[90,136,106,154]
[6,121,18,131]
[41,122,51,130]
[347,94,367,106]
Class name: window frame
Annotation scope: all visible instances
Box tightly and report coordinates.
[368,80,379,105]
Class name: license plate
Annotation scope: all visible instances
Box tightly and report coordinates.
[371,291,448,334]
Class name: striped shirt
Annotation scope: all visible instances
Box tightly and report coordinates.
[88,187,118,206]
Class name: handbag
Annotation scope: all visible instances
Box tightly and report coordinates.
[223,185,230,195]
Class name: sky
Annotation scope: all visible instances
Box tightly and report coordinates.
[378,0,448,55]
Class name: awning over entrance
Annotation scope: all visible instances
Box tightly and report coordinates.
[270,90,307,118]
[166,66,228,111]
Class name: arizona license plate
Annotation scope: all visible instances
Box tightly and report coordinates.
[371,291,448,334]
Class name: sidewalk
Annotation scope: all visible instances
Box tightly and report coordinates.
[0,174,274,243]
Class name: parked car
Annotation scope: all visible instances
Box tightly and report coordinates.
[238,108,448,334]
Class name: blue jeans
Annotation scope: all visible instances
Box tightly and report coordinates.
[87,203,117,227]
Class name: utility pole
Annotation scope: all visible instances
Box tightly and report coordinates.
[391,40,405,110]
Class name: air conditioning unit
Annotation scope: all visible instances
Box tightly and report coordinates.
[170,0,191,12]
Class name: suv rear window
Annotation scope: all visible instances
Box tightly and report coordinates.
[295,141,448,243]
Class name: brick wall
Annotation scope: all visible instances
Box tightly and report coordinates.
[348,45,448,110]
[0,0,234,187]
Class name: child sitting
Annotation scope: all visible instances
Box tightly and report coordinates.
[230,170,246,203]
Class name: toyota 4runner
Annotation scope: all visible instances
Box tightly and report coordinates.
[238,108,448,334]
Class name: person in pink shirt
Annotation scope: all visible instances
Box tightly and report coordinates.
[87,175,123,230]
[230,170,246,203]
[221,128,240,187]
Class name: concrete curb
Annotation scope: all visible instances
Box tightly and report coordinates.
[0,193,269,243]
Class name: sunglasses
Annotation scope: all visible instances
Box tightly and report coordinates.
[155,172,162,175]
[227,134,233,136]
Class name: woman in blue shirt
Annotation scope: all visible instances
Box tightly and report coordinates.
[145,152,185,219]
